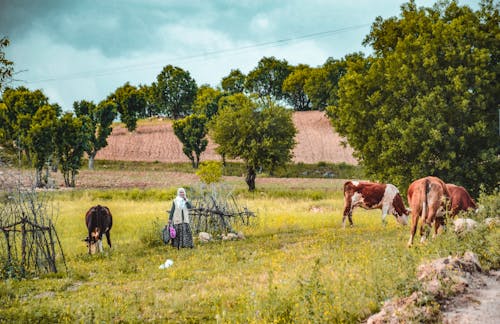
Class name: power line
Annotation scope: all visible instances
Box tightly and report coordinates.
[25,23,370,84]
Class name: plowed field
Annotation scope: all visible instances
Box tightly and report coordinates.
[96,111,357,165]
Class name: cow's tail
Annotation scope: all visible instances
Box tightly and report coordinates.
[422,178,431,221]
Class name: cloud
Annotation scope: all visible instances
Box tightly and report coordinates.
[2,0,481,110]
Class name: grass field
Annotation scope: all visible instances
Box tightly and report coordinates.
[0,181,499,323]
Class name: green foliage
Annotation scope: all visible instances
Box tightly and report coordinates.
[210,94,297,190]
[0,37,13,91]
[221,68,246,94]
[476,188,500,221]
[173,114,209,168]
[74,99,117,169]
[192,85,224,120]
[55,113,88,187]
[245,56,292,104]
[0,86,54,161]
[108,82,145,132]
[196,160,223,184]
[138,83,162,117]
[282,64,313,111]
[328,0,500,197]
[304,55,357,111]
[139,218,165,248]
[27,104,59,187]
[155,65,197,119]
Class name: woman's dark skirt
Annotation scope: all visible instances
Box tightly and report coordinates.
[171,223,194,249]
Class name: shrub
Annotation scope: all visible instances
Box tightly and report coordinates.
[196,161,223,184]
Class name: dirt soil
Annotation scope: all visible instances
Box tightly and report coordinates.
[442,270,500,324]
[96,111,358,165]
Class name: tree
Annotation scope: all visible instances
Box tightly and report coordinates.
[173,114,209,168]
[304,55,357,111]
[210,94,296,191]
[108,82,145,132]
[27,104,59,187]
[156,65,197,119]
[55,113,89,187]
[221,69,246,94]
[245,56,292,104]
[328,0,500,197]
[1,87,55,162]
[282,64,313,111]
[138,83,161,118]
[192,85,224,120]
[73,99,117,169]
[0,37,14,91]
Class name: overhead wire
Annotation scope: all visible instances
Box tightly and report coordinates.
[24,23,370,84]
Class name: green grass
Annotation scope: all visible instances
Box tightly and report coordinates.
[0,188,498,323]
[90,159,364,180]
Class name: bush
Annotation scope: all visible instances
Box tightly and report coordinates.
[139,218,164,248]
[196,161,223,184]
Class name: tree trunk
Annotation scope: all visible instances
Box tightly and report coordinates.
[63,171,70,187]
[35,168,44,188]
[88,152,96,170]
[194,153,200,169]
[245,166,256,191]
[70,170,76,187]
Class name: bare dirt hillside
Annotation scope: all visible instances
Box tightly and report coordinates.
[96,111,357,164]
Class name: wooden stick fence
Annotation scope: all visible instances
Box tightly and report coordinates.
[188,184,255,235]
[1,168,67,279]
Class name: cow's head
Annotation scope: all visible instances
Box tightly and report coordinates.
[84,227,101,254]
[394,209,409,226]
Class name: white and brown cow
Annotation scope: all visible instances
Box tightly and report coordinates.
[342,181,409,228]
[84,205,113,254]
[446,183,477,218]
[407,176,450,247]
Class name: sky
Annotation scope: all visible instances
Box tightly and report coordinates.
[1,0,481,111]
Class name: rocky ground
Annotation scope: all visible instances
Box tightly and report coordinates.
[367,252,500,323]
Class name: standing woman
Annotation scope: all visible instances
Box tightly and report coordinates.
[168,188,194,249]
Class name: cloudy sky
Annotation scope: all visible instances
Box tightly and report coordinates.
[1,0,480,111]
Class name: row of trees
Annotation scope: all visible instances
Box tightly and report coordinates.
[87,55,350,134]
[0,87,94,187]
[1,0,498,194]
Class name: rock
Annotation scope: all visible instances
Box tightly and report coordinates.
[368,252,483,323]
[222,233,238,241]
[453,218,478,233]
[198,232,212,243]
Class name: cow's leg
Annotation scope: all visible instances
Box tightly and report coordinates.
[105,231,112,248]
[408,217,418,247]
[342,199,353,228]
[381,205,389,226]
[98,239,103,253]
[88,231,92,254]
[420,216,433,243]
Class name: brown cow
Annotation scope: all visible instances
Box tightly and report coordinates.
[446,184,477,218]
[342,181,409,228]
[407,176,450,247]
[84,205,113,254]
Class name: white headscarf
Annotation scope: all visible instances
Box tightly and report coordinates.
[174,187,187,209]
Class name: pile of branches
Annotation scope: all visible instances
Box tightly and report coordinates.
[0,163,66,279]
[188,183,255,236]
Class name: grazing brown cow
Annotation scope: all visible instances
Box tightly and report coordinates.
[446,184,477,218]
[342,181,409,228]
[407,176,450,247]
[84,205,113,254]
